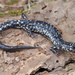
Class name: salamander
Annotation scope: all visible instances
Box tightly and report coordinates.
[20,13,75,55]
[0,13,75,54]
[0,14,38,51]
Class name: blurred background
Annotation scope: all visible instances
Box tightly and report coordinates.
[0,0,75,75]
[0,0,54,17]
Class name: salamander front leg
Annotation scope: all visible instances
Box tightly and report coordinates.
[50,46,59,55]
[21,13,27,20]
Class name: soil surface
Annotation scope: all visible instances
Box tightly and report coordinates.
[0,0,75,75]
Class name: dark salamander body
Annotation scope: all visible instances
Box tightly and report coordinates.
[0,16,38,51]
[0,13,75,54]
[21,20,75,54]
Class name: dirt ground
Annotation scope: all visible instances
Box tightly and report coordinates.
[0,0,75,75]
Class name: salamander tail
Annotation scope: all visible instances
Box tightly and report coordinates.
[0,43,38,52]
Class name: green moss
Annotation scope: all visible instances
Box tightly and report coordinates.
[0,14,4,17]
[66,66,72,71]
[24,10,28,14]
[41,0,55,3]
[32,3,37,6]
[7,11,17,16]
[7,10,28,16]
[31,3,37,9]
[7,0,18,5]
[7,10,21,16]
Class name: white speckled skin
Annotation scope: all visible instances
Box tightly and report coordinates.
[21,13,75,54]
[21,20,75,54]
[0,13,75,54]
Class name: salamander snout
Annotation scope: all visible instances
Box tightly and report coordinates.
[70,45,75,52]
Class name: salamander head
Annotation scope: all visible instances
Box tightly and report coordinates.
[62,42,75,52]
[69,44,75,52]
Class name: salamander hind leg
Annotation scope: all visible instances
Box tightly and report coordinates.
[21,13,27,20]
[50,46,59,55]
